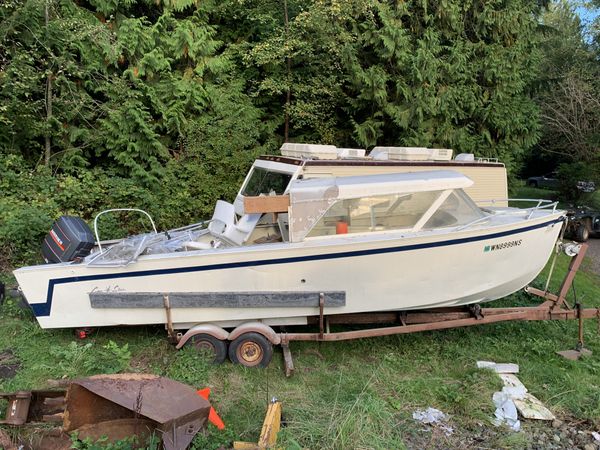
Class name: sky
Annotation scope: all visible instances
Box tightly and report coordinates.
[575,3,599,42]
[576,5,600,26]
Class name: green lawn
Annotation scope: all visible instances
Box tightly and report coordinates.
[1,186,599,449]
[511,181,600,210]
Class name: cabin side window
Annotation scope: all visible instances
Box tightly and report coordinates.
[306,191,442,237]
[242,168,292,197]
[423,189,485,229]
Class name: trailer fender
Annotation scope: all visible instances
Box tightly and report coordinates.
[176,324,230,350]
[229,322,281,345]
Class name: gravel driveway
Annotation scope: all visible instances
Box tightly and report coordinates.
[584,238,600,276]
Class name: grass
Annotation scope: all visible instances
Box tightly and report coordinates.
[511,180,600,210]
[1,185,599,449]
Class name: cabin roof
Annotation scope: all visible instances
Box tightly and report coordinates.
[290,170,473,202]
[256,155,506,168]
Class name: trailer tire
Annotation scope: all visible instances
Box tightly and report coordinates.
[575,224,589,242]
[190,333,228,364]
[228,332,273,368]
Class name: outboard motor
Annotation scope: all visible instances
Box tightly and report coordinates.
[41,216,95,263]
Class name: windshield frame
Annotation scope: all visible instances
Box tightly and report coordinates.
[241,167,293,197]
[234,160,301,216]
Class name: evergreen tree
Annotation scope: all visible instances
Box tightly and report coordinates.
[534,2,600,168]
[1,0,562,181]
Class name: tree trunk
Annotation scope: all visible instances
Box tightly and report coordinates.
[283,0,291,143]
[44,0,52,166]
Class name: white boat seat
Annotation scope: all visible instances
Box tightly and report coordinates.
[208,200,261,246]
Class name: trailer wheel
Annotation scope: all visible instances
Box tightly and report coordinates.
[228,332,273,368]
[190,333,228,364]
[575,224,589,242]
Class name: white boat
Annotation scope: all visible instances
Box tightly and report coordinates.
[14,166,564,332]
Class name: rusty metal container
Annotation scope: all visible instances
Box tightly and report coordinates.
[63,374,211,450]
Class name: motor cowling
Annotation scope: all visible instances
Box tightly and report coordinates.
[41,216,95,263]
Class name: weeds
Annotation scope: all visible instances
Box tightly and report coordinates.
[47,340,131,378]
[164,346,211,386]
[71,433,161,450]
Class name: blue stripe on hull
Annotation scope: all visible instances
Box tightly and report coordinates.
[30,218,562,317]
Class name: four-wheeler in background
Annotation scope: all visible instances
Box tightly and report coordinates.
[565,207,600,242]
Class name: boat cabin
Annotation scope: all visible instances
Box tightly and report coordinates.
[211,170,484,246]
[232,143,507,220]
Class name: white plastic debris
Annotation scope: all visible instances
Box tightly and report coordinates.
[413,407,447,424]
[514,394,555,420]
[493,387,523,431]
[498,373,526,389]
[478,361,555,430]
[412,407,454,436]
[476,360,496,369]
[477,360,519,374]
[591,431,600,442]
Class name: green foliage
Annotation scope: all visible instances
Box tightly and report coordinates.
[0,0,114,164]
[71,433,160,450]
[0,0,231,183]
[528,2,600,176]
[165,346,210,386]
[343,0,543,171]
[225,0,544,172]
[556,161,600,204]
[48,340,131,377]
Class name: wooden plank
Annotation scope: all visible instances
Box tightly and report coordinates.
[90,291,345,309]
[282,344,294,378]
[244,195,290,213]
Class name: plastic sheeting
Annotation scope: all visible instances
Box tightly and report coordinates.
[412,407,454,436]
[86,227,211,267]
[289,183,339,243]
[492,385,526,431]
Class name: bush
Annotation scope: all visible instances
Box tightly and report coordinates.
[0,80,278,271]
[0,151,264,270]
[556,161,599,204]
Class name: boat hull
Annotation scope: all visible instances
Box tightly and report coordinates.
[14,214,563,329]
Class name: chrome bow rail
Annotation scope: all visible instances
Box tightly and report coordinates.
[456,199,561,231]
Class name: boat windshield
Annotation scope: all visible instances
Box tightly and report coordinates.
[307,191,441,237]
[306,189,485,238]
[424,190,485,228]
[242,167,292,196]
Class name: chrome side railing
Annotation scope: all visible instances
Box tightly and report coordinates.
[93,208,158,253]
[456,199,560,231]
[478,198,559,218]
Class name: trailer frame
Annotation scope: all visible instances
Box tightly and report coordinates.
[276,243,599,377]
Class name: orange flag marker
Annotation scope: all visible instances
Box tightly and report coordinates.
[197,387,225,430]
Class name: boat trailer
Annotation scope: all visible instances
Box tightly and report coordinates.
[277,242,599,376]
[147,240,598,375]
